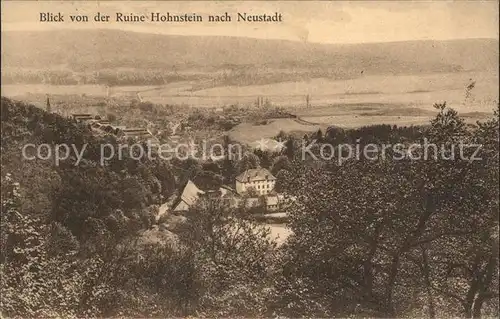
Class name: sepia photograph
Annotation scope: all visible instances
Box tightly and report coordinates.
[1,0,499,318]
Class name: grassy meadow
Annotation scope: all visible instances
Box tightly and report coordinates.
[3,70,497,145]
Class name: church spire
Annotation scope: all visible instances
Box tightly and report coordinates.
[46,95,51,113]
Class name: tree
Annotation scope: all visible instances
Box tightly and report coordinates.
[106,112,117,123]
[275,104,499,318]
[271,155,291,178]
[221,135,238,184]
[193,170,224,190]
[177,198,278,316]
[0,173,107,317]
[235,152,260,175]
[253,148,273,169]
[315,129,323,142]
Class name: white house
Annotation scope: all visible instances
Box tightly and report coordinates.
[235,168,276,195]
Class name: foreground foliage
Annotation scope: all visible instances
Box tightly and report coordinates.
[1,97,498,318]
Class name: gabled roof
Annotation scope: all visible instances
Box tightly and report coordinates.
[121,128,151,136]
[121,127,149,132]
[236,168,276,183]
[178,180,205,207]
[173,201,190,212]
[72,114,94,120]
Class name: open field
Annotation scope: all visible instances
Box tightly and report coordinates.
[141,71,498,110]
[2,71,497,110]
[2,71,496,145]
[229,118,331,144]
[228,99,494,144]
[265,223,292,245]
[300,114,490,129]
[228,112,491,144]
[294,102,494,129]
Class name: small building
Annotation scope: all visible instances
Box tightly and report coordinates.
[91,122,101,129]
[266,195,279,211]
[97,120,111,126]
[72,113,94,122]
[116,127,160,145]
[235,168,276,196]
[172,180,205,212]
[155,192,179,222]
[90,120,113,130]
[238,195,279,211]
[117,127,151,139]
[217,185,241,208]
[244,197,262,208]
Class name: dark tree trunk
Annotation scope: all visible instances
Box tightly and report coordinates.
[385,254,400,316]
[421,246,436,319]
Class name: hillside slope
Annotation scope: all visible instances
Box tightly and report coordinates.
[0,97,176,238]
[2,29,498,74]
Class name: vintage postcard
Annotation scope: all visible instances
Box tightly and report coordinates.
[1,1,498,318]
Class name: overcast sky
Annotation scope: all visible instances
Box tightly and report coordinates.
[2,1,498,44]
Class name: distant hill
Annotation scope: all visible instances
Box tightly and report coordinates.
[2,29,498,75]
